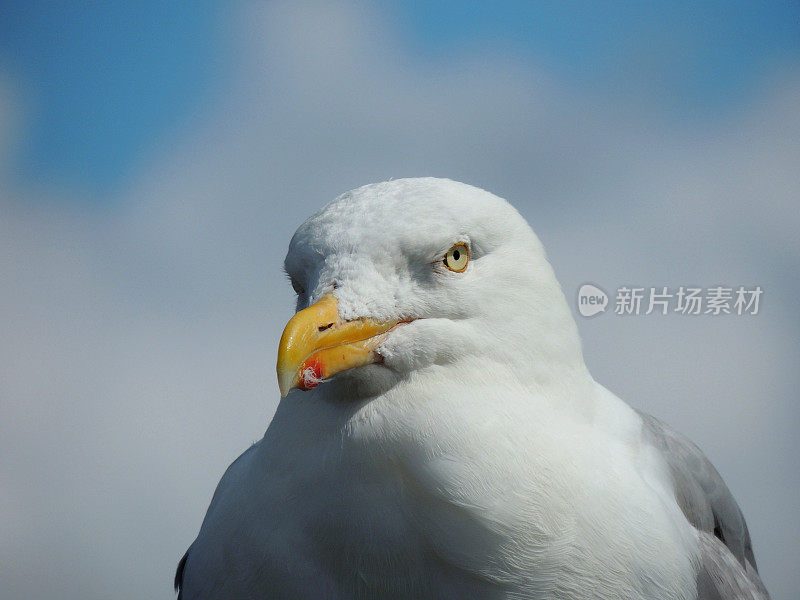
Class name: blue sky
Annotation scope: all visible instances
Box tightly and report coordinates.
[396,2,799,113]
[2,1,798,195]
[1,2,224,192]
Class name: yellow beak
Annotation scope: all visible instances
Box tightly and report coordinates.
[276,294,402,396]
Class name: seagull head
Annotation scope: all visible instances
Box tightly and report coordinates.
[278,178,586,401]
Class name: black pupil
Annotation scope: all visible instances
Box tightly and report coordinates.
[452,249,460,261]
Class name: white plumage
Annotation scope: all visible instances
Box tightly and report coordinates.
[177,178,768,599]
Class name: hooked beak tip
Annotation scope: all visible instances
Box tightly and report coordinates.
[277,371,296,397]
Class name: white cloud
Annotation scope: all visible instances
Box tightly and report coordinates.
[1,2,797,598]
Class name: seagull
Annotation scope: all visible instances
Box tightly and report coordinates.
[176,178,769,599]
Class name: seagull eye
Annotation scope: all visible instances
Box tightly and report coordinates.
[443,243,469,273]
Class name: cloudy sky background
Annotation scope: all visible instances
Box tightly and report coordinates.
[1,2,798,598]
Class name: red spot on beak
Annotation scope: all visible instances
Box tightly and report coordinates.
[298,357,324,390]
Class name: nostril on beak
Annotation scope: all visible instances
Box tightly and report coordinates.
[318,323,334,332]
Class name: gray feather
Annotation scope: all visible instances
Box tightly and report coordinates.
[696,532,770,600]
[174,548,189,600]
[639,412,769,599]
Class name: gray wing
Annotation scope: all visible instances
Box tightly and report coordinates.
[639,412,769,600]
[174,548,189,600]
